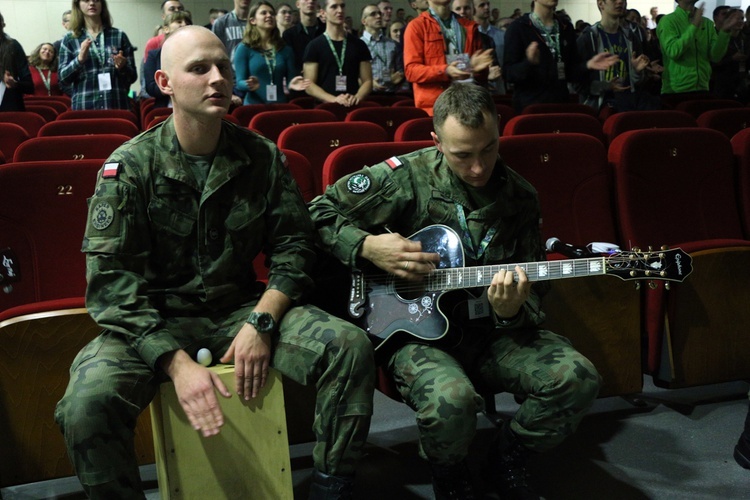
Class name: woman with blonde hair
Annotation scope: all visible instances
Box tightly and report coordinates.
[28,43,63,96]
[234,1,309,104]
[58,0,136,110]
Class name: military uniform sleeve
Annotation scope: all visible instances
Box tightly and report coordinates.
[82,155,182,370]
[262,148,318,302]
[309,162,412,267]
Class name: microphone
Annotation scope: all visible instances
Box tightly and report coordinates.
[545,237,591,259]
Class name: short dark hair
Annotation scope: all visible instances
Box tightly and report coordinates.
[433,83,497,135]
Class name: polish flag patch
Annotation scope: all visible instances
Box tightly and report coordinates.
[102,162,120,179]
[385,156,402,170]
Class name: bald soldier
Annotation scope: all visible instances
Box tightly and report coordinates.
[55,26,374,499]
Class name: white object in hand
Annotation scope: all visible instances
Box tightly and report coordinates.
[196,348,212,367]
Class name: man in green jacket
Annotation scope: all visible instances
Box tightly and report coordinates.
[657,0,742,104]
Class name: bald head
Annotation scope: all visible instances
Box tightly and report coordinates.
[161,25,225,73]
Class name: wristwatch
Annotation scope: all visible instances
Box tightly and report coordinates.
[246,311,277,334]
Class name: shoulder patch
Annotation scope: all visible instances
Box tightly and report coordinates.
[102,162,121,179]
[91,201,115,230]
[385,156,403,170]
[346,173,372,194]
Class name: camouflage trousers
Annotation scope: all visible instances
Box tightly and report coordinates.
[386,328,601,465]
[54,303,375,499]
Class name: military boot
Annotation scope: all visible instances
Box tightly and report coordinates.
[735,402,750,469]
[483,424,540,500]
[308,469,354,500]
[429,460,476,500]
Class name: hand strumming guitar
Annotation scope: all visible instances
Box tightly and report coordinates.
[360,232,439,280]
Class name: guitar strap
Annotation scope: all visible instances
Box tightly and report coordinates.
[455,203,496,261]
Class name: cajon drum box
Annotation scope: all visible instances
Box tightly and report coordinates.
[150,365,293,499]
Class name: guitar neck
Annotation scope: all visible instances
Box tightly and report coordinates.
[426,257,606,292]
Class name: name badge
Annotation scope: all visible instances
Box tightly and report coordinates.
[98,73,112,91]
[467,290,491,320]
[266,84,278,102]
[335,75,347,92]
[556,61,566,80]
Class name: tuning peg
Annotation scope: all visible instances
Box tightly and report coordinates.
[665,283,671,290]
[648,281,658,290]
[632,247,641,253]
[661,245,669,250]
[634,282,641,290]
[648,246,653,252]
[2,285,12,294]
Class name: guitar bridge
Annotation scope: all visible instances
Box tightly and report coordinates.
[348,270,366,318]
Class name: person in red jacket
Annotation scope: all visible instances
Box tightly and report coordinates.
[404,0,493,115]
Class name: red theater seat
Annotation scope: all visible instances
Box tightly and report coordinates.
[499,133,641,396]
[609,127,750,388]
[38,118,140,138]
[57,109,139,127]
[696,107,750,139]
[231,103,301,127]
[503,113,605,143]
[0,123,30,161]
[277,121,388,193]
[602,110,697,144]
[0,111,46,137]
[248,109,338,142]
[315,100,380,121]
[13,134,129,162]
[345,106,429,141]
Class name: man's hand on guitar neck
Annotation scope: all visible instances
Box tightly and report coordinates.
[360,233,440,280]
[488,265,531,320]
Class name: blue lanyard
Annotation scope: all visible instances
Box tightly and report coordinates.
[456,203,496,261]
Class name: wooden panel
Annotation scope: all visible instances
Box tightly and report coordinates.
[663,248,750,387]
[0,311,154,487]
[542,276,643,397]
[151,365,292,500]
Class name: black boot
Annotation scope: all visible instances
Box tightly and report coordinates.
[735,402,750,469]
[484,425,540,500]
[429,460,476,500]
[308,469,354,500]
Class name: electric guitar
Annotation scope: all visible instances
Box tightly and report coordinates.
[347,224,693,351]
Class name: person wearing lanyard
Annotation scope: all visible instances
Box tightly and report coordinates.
[58,0,136,110]
[360,4,403,93]
[28,43,64,96]
[302,0,373,107]
[404,0,493,115]
[234,1,310,104]
[503,0,618,113]
[575,0,655,113]
[309,83,600,499]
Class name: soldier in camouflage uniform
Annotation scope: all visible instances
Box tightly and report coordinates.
[54,26,374,500]
[309,83,601,499]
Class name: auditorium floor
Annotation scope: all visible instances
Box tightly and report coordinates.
[3,378,749,499]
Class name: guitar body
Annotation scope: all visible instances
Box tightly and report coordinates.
[359,225,465,349]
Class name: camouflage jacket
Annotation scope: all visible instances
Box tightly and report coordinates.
[82,117,316,369]
[309,146,547,329]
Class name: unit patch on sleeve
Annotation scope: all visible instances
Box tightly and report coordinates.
[102,162,121,179]
[91,201,115,230]
[346,173,372,194]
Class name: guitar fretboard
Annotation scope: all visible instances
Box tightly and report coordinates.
[426,257,607,292]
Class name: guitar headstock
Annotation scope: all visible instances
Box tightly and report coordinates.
[604,247,692,283]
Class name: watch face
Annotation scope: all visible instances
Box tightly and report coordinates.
[250,312,275,332]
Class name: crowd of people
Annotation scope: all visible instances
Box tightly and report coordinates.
[1,1,749,499]
[3,0,750,113]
